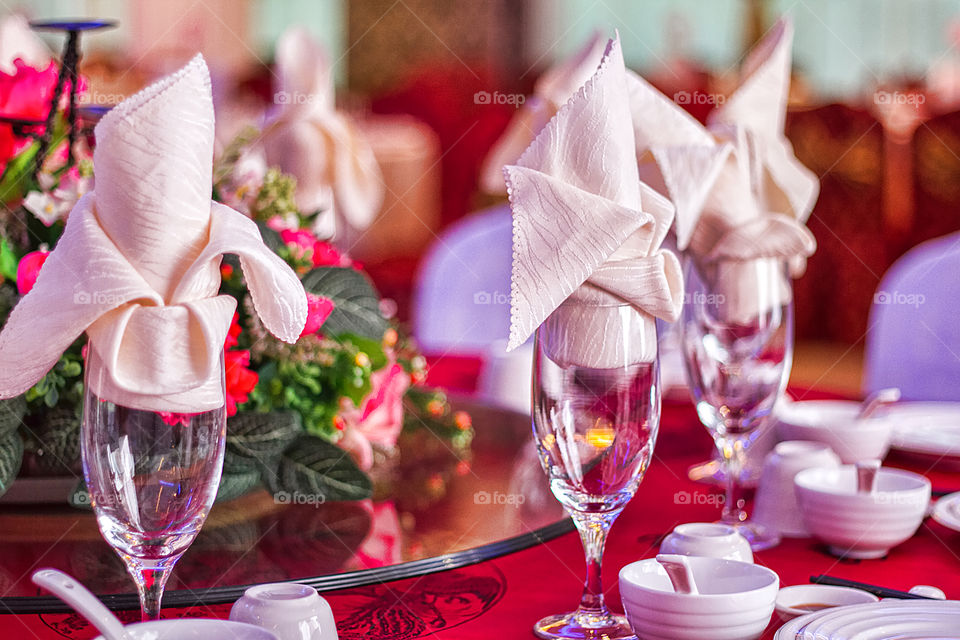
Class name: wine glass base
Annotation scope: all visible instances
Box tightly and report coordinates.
[533,611,636,640]
[721,519,781,551]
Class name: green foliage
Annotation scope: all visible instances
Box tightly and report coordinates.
[247,334,386,437]
[0,395,27,439]
[25,348,83,411]
[224,410,301,473]
[0,430,23,494]
[301,267,388,339]
[0,142,39,207]
[253,168,300,223]
[272,434,372,502]
[215,471,263,503]
[0,239,18,282]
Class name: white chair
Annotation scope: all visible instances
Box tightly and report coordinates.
[413,204,532,412]
[864,232,960,401]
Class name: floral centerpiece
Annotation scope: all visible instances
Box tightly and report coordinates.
[0,56,471,505]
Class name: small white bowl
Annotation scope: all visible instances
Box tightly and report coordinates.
[619,556,779,640]
[794,465,931,558]
[95,619,278,640]
[775,584,879,622]
[776,400,893,464]
[230,582,337,640]
[660,523,753,563]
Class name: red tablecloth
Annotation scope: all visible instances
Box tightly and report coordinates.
[5,377,960,639]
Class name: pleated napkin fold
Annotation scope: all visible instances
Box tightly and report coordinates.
[629,18,819,323]
[480,32,607,195]
[0,55,307,413]
[261,27,383,240]
[505,36,683,368]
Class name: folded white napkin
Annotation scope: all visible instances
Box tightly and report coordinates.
[480,33,607,195]
[505,36,683,368]
[261,27,384,240]
[0,55,307,413]
[629,18,818,323]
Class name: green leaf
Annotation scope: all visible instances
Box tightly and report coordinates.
[275,434,371,502]
[30,408,81,474]
[0,431,23,496]
[215,471,262,503]
[256,220,284,254]
[339,333,388,370]
[0,142,39,206]
[0,239,18,281]
[0,395,27,439]
[225,411,302,471]
[301,267,387,340]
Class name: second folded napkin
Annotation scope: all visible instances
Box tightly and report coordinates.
[505,36,683,369]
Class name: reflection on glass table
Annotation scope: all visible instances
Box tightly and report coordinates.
[0,400,567,611]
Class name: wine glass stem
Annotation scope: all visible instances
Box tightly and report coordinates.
[717,435,748,523]
[130,559,176,621]
[571,510,619,617]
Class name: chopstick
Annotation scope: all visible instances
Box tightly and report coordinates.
[810,575,940,600]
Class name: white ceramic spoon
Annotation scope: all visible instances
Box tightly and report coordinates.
[32,568,131,640]
[857,388,901,419]
[656,554,699,595]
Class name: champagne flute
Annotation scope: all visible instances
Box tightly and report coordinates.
[81,352,227,620]
[679,257,792,551]
[532,298,660,640]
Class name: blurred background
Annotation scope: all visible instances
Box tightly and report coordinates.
[5,0,960,395]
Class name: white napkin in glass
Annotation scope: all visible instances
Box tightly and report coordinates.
[505,36,683,368]
[480,32,607,195]
[629,18,818,323]
[0,55,307,413]
[261,27,384,240]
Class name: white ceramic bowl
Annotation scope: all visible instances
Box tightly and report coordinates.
[660,523,753,563]
[774,584,879,622]
[94,619,278,640]
[776,400,893,464]
[230,582,338,640]
[619,556,779,640]
[794,465,931,558]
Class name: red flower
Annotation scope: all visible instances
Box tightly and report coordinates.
[300,292,335,337]
[225,349,258,417]
[0,60,80,170]
[16,250,48,295]
[280,228,319,260]
[225,312,242,350]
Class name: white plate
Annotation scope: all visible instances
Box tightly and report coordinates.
[933,491,960,533]
[882,402,960,469]
[775,600,960,639]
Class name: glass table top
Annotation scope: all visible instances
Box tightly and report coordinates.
[0,399,570,612]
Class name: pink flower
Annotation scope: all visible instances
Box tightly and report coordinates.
[300,292,334,337]
[280,228,319,259]
[337,362,410,470]
[311,240,342,267]
[16,250,48,295]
